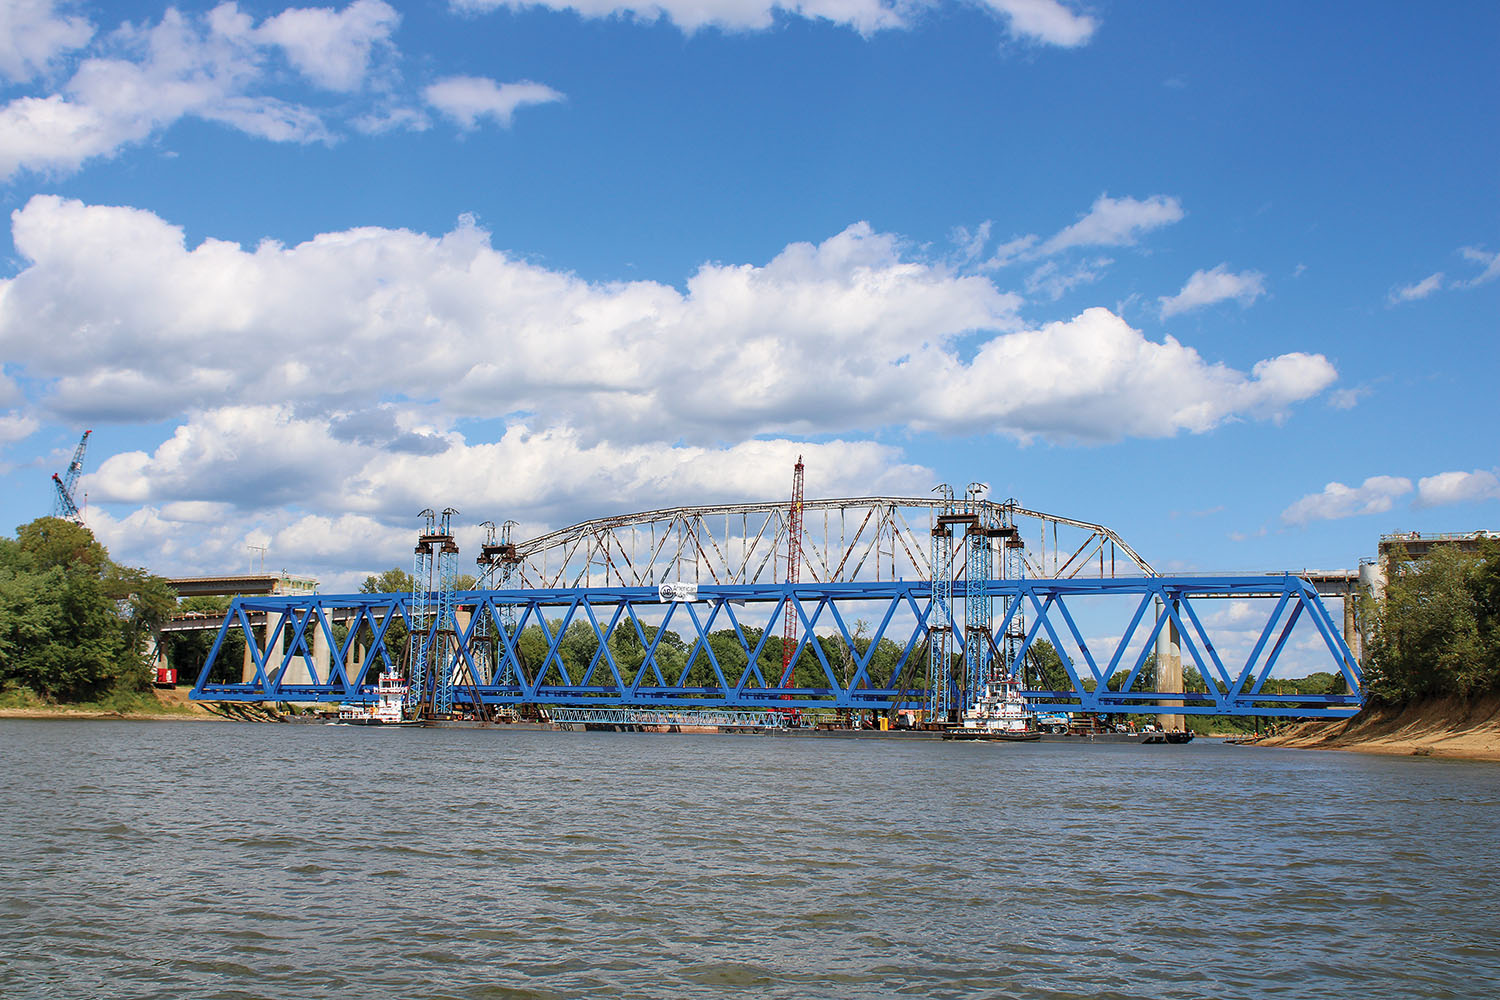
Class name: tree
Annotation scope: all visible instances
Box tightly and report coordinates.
[1364,545,1496,703]
[361,567,415,595]
[0,518,172,702]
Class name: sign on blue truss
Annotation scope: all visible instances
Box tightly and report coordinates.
[190,575,1363,718]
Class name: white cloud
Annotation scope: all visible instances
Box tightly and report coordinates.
[82,406,930,580]
[450,0,906,35]
[257,0,399,92]
[1159,264,1266,318]
[0,198,1339,450]
[1389,271,1444,304]
[0,411,40,445]
[0,4,324,179]
[0,0,93,83]
[0,2,517,181]
[1388,246,1500,304]
[1024,256,1111,300]
[449,0,1094,45]
[1326,386,1368,410]
[424,76,565,129]
[1416,469,1500,508]
[1280,476,1413,526]
[976,0,1096,47]
[1458,246,1500,288]
[1037,194,1184,256]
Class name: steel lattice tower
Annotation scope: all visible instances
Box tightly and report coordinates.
[999,498,1027,680]
[496,521,520,685]
[779,456,805,686]
[431,508,461,716]
[928,484,956,720]
[471,521,497,687]
[963,483,994,710]
[405,508,437,714]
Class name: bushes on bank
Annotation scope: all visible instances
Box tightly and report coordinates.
[1364,541,1500,703]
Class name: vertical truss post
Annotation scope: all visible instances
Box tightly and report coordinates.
[780,455,805,687]
[998,498,1026,680]
[964,483,994,712]
[405,508,437,715]
[928,484,957,721]
[432,507,461,716]
[471,520,497,687]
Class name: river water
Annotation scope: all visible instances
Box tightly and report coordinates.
[1,721,1497,999]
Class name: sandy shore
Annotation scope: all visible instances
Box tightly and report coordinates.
[1256,694,1500,762]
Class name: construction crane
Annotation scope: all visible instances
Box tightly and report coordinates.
[51,430,91,524]
[779,455,805,687]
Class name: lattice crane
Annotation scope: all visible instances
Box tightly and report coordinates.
[779,455,805,687]
[51,430,91,523]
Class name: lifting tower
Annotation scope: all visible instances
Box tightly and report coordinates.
[779,456,805,687]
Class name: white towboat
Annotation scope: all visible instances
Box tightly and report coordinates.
[333,674,418,726]
[946,679,1041,741]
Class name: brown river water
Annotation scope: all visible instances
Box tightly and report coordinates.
[1,720,1497,999]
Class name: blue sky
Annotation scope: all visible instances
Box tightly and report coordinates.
[0,0,1496,593]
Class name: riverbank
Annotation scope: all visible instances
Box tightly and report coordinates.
[0,686,220,722]
[1257,694,1500,762]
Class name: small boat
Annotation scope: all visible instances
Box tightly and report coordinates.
[331,675,420,726]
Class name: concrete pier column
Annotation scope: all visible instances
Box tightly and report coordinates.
[1156,598,1184,732]
[262,619,285,686]
[1342,593,1360,660]
[312,616,330,683]
[242,617,259,683]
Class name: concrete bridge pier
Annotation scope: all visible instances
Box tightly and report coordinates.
[1155,598,1185,732]
[242,619,285,684]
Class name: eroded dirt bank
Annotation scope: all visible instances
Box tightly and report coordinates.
[1257,694,1500,762]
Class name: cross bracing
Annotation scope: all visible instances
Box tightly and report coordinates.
[191,575,1362,717]
[505,496,1154,590]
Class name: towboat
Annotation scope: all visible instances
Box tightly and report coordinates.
[944,679,1041,741]
[333,674,419,726]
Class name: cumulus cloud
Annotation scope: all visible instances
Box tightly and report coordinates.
[1416,469,1500,508]
[1037,194,1184,256]
[82,401,930,548]
[0,2,560,181]
[1,4,319,179]
[1159,264,1266,318]
[1281,476,1412,526]
[0,197,1338,448]
[449,0,1094,45]
[0,0,93,83]
[0,411,40,445]
[0,198,1344,579]
[256,0,399,93]
[424,76,565,129]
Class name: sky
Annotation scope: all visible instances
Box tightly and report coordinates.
[0,0,1496,596]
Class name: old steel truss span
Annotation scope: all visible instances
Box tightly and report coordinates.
[503,496,1154,590]
[191,575,1362,718]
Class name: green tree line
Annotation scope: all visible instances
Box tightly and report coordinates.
[0,517,176,703]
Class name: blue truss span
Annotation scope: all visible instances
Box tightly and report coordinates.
[190,575,1363,718]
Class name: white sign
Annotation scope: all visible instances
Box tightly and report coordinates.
[658,582,698,602]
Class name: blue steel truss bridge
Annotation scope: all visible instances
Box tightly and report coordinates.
[189,495,1364,719]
